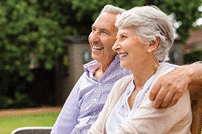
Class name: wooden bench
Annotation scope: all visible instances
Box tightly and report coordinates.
[191,98,202,134]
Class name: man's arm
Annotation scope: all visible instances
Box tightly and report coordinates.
[51,78,82,134]
[149,62,202,108]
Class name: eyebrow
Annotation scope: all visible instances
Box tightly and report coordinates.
[101,28,108,32]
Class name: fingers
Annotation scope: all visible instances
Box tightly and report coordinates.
[149,80,161,102]
[154,87,183,108]
[167,93,182,108]
[149,67,189,109]
[160,90,174,108]
[151,84,169,109]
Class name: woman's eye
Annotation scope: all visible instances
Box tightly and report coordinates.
[121,35,127,39]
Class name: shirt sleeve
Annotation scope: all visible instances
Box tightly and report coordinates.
[114,90,192,134]
[51,75,83,134]
[194,61,202,64]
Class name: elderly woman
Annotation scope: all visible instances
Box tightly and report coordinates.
[88,6,192,134]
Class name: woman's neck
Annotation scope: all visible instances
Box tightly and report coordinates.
[131,60,159,89]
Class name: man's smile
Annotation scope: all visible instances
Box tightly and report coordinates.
[93,46,104,50]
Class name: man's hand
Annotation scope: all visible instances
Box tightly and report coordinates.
[149,66,192,108]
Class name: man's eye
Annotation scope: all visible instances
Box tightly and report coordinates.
[101,30,108,34]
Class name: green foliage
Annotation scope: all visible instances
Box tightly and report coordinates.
[0,0,85,108]
[0,0,201,108]
[0,95,10,109]
[70,0,202,43]
[0,0,91,77]
[13,92,35,108]
[156,0,202,43]
[1,0,67,72]
[184,49,202,64]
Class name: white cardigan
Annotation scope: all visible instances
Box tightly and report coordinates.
[88,64,192,134]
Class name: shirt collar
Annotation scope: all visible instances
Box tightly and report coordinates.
[83,55,120,78]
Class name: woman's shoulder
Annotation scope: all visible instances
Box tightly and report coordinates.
[159,62,178,69]
[156,62,176,76]
[115,74,133,85]
[110,74,133,94]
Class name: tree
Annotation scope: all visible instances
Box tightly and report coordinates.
[0,0,201,108]
[70,0,202,43]
[0,0,94,108]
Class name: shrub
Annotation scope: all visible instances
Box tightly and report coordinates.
[184,49,202,64]
[13,92,36,108]
[0,95,10,109]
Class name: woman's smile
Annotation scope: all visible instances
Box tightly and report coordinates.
[118,52,128,59]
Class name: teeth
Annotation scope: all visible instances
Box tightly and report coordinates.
[93,46,104,50]
[119,53,128,58]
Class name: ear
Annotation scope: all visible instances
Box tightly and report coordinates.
[148,37,160,53]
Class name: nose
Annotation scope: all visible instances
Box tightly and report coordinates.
[112,39,121,52]
[89,31,100,43]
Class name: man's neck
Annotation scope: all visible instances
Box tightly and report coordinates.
[93,67,104,80]
[93,58,115,79]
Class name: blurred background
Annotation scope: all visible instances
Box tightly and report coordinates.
[0,0,201,109]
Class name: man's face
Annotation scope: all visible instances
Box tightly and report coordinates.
[88,12,118,66]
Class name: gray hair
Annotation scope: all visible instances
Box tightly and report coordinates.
[100,4,125,16]
[116,6,174,62]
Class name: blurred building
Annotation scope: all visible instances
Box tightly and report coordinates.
[55,36,92,105]
[169,39,184,65]
[184,26,202,53]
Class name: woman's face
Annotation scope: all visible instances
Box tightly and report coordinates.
[112,27,149,71]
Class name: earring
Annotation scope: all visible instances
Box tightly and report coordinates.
[148,50,151,53]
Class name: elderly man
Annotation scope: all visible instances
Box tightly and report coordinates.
[51,5,131,134]
[51,4,202,134]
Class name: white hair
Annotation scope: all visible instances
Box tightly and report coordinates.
[116,6,174,62]
[100,4,125,16]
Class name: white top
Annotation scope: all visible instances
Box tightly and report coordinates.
[88,63,192,134]
[106,75,154,134]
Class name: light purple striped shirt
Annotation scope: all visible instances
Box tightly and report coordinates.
[51,55,131,134]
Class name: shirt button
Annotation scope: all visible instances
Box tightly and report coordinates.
[93,99,97,102]
[98,83,102,86]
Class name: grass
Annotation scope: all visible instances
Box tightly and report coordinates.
[0,111,60,134]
